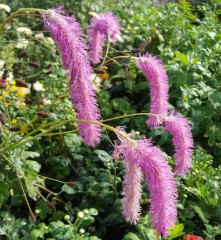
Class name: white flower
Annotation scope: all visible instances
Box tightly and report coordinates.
[0,4,11,12]
[43,99,52,105]
[0,60,5,70]
[33,81,45,91]
[16,27,32,35]
[35,33,44,40]
[45,37,54,45]
[15,38,29,49]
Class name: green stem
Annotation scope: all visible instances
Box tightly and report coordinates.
[17,172,32,213]
[24,169,66,184]
[0,112,166,153]
[100,35,111,68]
[0,8,46,31]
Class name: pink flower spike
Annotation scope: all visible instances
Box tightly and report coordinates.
[122,160,142,224]
[87,12,120,64]
[42,7,101,146]
[113,129,178,238]
[136,54,169,128]
[164,111,194,176]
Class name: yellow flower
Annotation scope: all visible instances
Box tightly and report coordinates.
[12,119,17,124]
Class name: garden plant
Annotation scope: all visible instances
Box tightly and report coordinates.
[0,0,221,239]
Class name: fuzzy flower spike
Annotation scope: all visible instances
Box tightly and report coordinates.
[136,54,169,128]
[164,111,194,176]
[42,7,101,146]
[87,12,120,64]
[113,128,178,238]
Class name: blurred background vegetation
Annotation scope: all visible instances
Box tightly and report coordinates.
[0,0,221,239]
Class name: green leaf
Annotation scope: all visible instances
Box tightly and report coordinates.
[49,221,74,240]
[122,232,143,240]
[94,150,112,162]
[192,205,209,223]
[62,184,75,194]
[24,160,41,172]
[168,223,184,239]
[175,51,189,65]
[89,208,98,216]
[35,199,52,220]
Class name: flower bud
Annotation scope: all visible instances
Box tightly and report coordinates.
[77,211,84,218]
[28,62,40,68]
[37,112,49,118]
[15,80,29,88]
[79,228,85,234]
[66,181,77,187]
[64,215,70,221]
[18,51,28,58]
[9,126,21,132]
[30,211,36,222]
[0,113,7,125]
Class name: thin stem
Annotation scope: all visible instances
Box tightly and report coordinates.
[100,35,111,68]
[0,8,46,31]
[24,169,66,184]
[17,173,32,213]
[0,112,166,153]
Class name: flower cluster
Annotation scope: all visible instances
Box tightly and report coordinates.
[42,7,102,146]
[136,54,193,177]
[87,12,120,64]
[113,129,177,237]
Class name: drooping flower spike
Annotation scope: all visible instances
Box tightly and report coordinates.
[122,160,143,224]
[113,128,178,238]
[136,54,169,128]
[164,111,194,176]
[42,7,101,146]
[87,12,120,64]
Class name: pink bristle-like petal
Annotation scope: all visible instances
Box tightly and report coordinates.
[87,12,120,64]
[164,111,194,176]
[113,129,178,237]
[122,160,142,224]
[42,7,101,146]
[136,54,169,128]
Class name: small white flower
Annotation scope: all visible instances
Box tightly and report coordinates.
[0,60,5,70]
[35,33,44,40]
[0,4,11,12]
[15,38,29,49]
[17,27,32,35]
[43,99,52,105]
[45,37,54,45]
[33,82,45,91]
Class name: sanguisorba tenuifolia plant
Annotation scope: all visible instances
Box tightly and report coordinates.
[0,6,194,238]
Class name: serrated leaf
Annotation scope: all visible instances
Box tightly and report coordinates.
[36,199,52,219]
[175,51,188,65]
[62,184,75,194]
[168,223,184,239]
[192,205,209,223]
[24,160,41,172]
[94,150,112,162]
